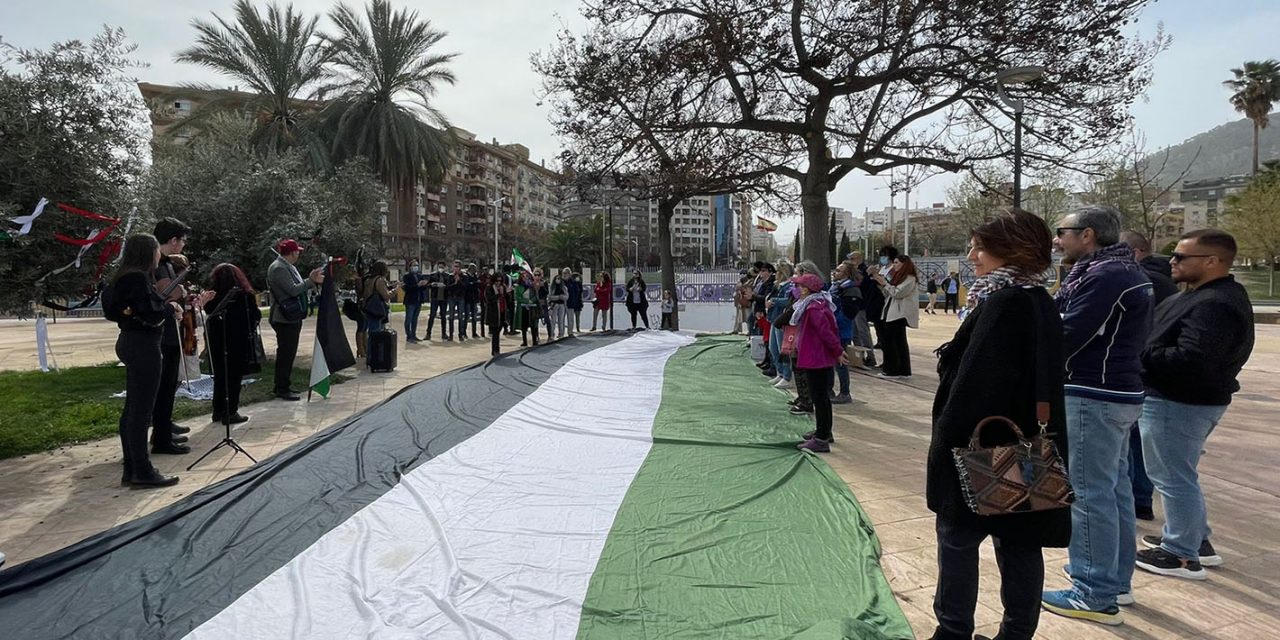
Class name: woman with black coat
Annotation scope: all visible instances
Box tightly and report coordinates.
[625,269,649,329]
[928,209,1070,640]
[108,234,204,488]
[484,271,508,357]
[204,263,262,425]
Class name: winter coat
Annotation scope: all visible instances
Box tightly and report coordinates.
[567,278,584,310]
[794,298,843,370]
[1139,255,1178,305]
[593,281,612,310]
[207,289,263,378]
[625,277,648,309]
[1055,245,1153,402]
[830,279,858,342]
[858,264,885,320]
[402,271,426,306]
[881,275,920,328]
[483,283,506,330]
[929,286,1071,547]
[1141,275,1254,406]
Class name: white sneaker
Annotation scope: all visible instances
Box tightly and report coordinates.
[0,550,6,568]
[769,376,783,385]
[774,378,794,390]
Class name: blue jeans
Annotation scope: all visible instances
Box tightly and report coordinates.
[403,303,421,340]
[768,323,791,380]
[446,298,464,338]
[1129,423,1154,510]
[1065,395,1143,606]
[1139,396,1228,561]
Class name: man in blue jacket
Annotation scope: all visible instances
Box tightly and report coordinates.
[1042,206,1154,626]
[1134,230,1254,581]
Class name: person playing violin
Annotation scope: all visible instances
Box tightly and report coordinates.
[151,217,195,455]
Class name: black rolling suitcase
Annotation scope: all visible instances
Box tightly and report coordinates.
[368,328,398,372]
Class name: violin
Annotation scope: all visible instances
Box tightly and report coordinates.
[181,291,200,356]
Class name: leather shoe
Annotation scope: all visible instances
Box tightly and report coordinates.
[276,391,301,401]
[151,442,191,455]
[228,413,250,424]
[170,435,189,445]
[171,424,191,435]
[129,472,180,488]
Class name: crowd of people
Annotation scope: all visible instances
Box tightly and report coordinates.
[742,207,1256,639]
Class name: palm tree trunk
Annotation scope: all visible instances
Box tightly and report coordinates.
[1254,122,1261,175]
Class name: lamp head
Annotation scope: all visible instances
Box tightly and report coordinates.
[996,65,1046,86]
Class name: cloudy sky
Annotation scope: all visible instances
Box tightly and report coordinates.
[2,0,1277,241]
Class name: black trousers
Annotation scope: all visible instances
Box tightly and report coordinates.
[879,318,912,377]
[490,328,501,356]
[794,357,810,404]
[799,367,834,440]
[116,331,162,479]
[660,312,672,330]
[627,304,649,328]
[933,516,1044,640]
[426,300,447,338]
[271,321,302,393]
[212,372,244,419]
[944,293,959,313]
[151,341,181,445]
[520,307,540,346]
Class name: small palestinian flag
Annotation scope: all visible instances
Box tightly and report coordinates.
[511,247,532,274]
[0,333,912,639]
[309,262,355,399]
[755,215,778,231]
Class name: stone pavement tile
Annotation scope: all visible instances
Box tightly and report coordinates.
[859,494,932,526]
[844,474,923,502]
[873,516,936,554]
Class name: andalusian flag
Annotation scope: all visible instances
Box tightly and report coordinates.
[511,247,532,274]
[1,334,912,639]
[308,262,355,399]
[756,215,778,231]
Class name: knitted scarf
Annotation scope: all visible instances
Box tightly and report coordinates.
[965,265,1047,309]
[1054,243,1139,309]
[789,290,836,326]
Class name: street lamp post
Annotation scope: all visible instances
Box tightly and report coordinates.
[995,65,1046,209]
[631,239,639,269]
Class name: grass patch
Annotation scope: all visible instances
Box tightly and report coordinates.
[1233,269,1280,302]
[0,360,346,460]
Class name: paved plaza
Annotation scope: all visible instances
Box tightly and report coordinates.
[0,311,1277,639]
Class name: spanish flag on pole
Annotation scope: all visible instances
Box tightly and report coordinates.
[755,216,778,232]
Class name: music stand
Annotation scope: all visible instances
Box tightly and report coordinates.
[188,288,257,470]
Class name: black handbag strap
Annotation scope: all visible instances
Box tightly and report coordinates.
[1027,290,1052,427]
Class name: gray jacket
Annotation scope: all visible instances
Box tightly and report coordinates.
[267,257,316,324]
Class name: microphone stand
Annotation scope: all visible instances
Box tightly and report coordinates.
[188,288,258,470]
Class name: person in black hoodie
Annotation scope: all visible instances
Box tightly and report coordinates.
[929,210,1069,640]
[1120,230,1178,521]
[1134,229,1255,581]
[109,234,210,488]
[203,263,262,425]
[850,252,882,368]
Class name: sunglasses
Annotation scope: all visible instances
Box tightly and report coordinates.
[1055,227,1085,237]
[1170,252,1214,263]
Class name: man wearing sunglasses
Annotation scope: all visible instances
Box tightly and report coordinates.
[1134,229,1254,582]
[1042,206,1154,627]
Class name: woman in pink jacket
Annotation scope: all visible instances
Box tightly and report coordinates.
[791,273,848,453]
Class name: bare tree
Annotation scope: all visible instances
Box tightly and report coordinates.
[1081,128,1200,245]
[535,28,791,329]
[567,0,1166,273]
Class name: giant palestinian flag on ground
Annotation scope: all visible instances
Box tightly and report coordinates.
[0,333,911,639]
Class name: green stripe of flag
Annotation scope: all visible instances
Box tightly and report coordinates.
[577,335,912,639]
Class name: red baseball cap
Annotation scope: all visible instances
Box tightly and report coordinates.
[276,239,304,255]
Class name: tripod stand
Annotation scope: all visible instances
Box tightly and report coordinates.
[188,287,257,470]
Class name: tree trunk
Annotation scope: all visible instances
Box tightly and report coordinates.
[657,199,679,330]
[1254,122,1261,176]
[801,188,832,274]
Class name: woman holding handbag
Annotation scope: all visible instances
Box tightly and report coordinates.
[790,273,846,453]
[928,209,1069,640]
[204,263,261,425]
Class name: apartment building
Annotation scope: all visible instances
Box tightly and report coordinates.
[138,83,563,263]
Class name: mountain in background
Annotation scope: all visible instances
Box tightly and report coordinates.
[1147,112,1280,185]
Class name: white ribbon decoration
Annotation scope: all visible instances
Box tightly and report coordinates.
[10,197,49,236]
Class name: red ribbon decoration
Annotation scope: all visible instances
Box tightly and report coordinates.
[55,202,121,225]
[54,227,116,246]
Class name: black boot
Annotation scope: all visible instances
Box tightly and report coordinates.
[129,467,180,488]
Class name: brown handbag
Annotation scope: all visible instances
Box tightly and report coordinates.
[951,293,1073,516]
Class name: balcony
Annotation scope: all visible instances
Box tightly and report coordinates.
[426,191,441,202]
[468,197,488,206]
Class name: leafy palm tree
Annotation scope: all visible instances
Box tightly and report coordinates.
[1224,59,1280,175]
[318,0,456,192]
[174,0,329,157]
